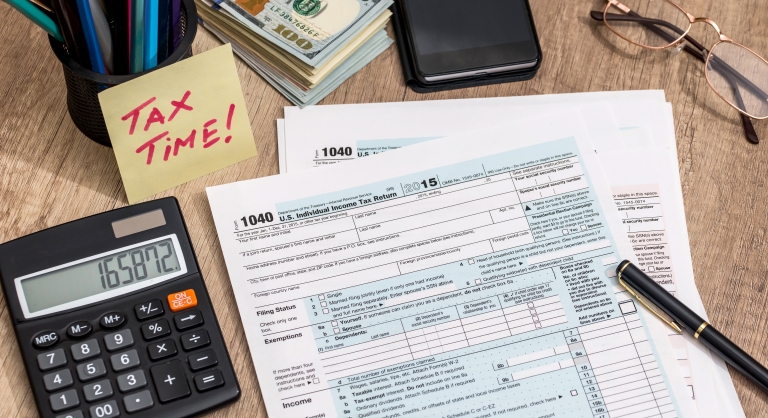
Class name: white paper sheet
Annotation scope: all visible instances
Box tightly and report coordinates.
[208,109,697,418]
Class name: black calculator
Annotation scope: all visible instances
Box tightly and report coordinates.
[0,198,240,418]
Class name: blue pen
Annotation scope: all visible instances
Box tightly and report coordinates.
[74,0,105,73]
[143,0,159,69]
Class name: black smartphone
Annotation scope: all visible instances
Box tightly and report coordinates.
[398,0,541,83]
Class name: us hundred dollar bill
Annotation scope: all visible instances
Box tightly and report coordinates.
[218,0,391,67]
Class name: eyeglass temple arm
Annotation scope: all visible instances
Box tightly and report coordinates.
[590,10,760,144]
[590,11,768,101]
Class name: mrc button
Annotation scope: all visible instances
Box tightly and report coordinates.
[32,330,59,349]
[100,312,126,329]
[168,289,198,312]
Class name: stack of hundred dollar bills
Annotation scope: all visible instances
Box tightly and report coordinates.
[196,0,394,107]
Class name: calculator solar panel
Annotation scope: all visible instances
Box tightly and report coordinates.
[0,198,240,418]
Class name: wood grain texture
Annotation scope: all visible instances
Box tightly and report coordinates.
[1,0,767,416]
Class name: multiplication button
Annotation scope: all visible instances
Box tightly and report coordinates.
[148,339,178,361]
[135,299,164,321]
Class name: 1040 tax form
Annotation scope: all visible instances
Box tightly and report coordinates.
[207,112,695,418]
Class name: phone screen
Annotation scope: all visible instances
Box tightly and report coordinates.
[402,0,539,78]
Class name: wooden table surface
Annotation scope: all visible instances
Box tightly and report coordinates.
[2,0,768,416]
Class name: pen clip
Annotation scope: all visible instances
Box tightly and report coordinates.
[618,264,683,334]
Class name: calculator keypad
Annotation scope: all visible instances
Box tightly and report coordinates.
[43,369,73,392]
[38,348,68,371]
[110,349,141,372]
[104,329,134,352]
[117,369,148,393]
[70,339,100,362]
[76,359,107,381]
[25,285,233,417]
[82,379,113,402]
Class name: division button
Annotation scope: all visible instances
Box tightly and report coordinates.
[100,312,126,329]
[89,400,120,418]
[66,321,92,339]
[148,339,178,361]
[70,339,101,362]
[38,348,67,371]
[111,349,141,372]
[104,329,135,352]
[151,359,191,403]
[168,289,197,312]
[54,410,84,418]
[33,330,59,349]
[76,359,107,382]
[44,369,74,392]
[174,308,204,331]
[141,319,171,340]
[83,379,113,402]
[49,389,80,412]
[135,299,164,321]
[117,370,148,393]
[123,390,154,413]
[180,329,210,351]
[188,349,218,371]
[194,369,224,392]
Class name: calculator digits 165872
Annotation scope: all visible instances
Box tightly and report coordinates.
[0,198,240,418]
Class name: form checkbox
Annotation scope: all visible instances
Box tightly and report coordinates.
[475,279,482,285]
[334,328,340,334]
[580,224,586,230]
[562,229,569,235]
[571,390,578,396]
[318,294,325,300]
[648,266,655,272]
[313,378,320,384]
[332,321,338,326]
[322,308,329,314]
[468,258,475,265]
[321,301,327,307]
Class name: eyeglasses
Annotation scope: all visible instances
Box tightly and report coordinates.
[590,0,768,144]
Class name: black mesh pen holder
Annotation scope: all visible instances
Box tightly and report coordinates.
[49,0,197,147]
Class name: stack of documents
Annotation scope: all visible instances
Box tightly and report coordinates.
[206,91,746,418]
[196,0,393,107]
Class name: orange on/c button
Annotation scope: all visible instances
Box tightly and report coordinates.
[168,289,198,312]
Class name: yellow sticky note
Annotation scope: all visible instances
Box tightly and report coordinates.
[99,44,257,203]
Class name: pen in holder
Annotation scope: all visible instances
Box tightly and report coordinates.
[48,0,197,147]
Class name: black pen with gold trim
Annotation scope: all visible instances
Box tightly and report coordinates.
[617,260,768,393]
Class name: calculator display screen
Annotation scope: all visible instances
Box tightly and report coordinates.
[16,236,187,317]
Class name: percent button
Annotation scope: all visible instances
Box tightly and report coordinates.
[141,319,171,341]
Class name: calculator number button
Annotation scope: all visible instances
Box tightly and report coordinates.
[124,390,154,413]
[89,400,120,418]
[38,348,67,371]
[194,369,224,392]
[71,339,101,361]
[141,319,171,340]
[44,369,74,392]
[83,379,114,402]
[77,359,107,381]
[117,370,148,393]
[148,339,178,361]
[100,312,126,330]
[168,289,197,312]
[105,329,134,352]
[151,359,191,403]
[66,321,92,339]
[135,299,164,320]
[181,329,210,351]
[111,349,141,372]
[55,411,84,418]
[50,389,80,412]
[33,330,59,349]
[174,308,204,331]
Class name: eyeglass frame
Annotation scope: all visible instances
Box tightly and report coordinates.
[591,0,768,144]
